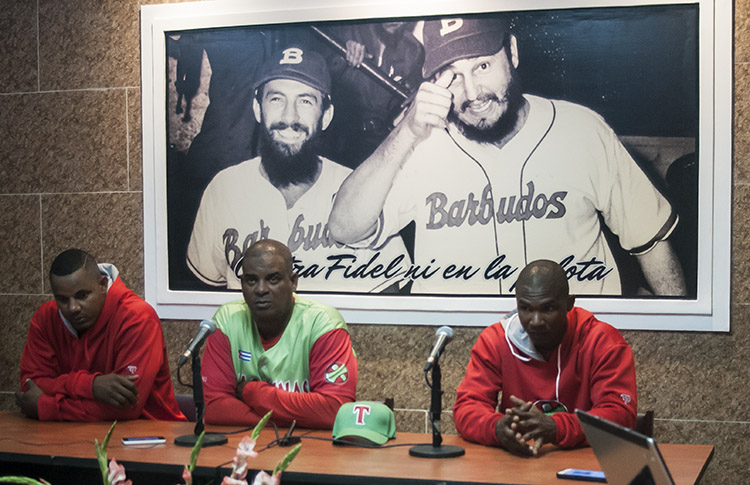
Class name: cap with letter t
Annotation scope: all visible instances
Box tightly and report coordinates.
[332,401,396,446]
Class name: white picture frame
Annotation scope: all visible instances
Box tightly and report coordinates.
[141,0,731,331]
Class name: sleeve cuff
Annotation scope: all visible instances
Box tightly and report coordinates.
[552,413,565,445]
[37,394,58,421]
[629,212,679,255]
[490,414,504,446]
[81,373,98,400]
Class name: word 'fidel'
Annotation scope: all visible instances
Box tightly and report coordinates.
[293,252,613,284]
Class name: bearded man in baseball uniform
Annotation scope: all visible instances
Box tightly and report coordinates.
[187,46,409,293]
[328,16,686,296]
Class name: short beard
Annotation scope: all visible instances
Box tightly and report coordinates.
[449,74,524,144]
[258,122,323,188]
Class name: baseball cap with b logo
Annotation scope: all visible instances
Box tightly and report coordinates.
[422,15,510,79]
[253,46,331,96]
[332,401,396,445]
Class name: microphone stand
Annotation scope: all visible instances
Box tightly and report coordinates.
[409,361,465,458]
[174,351,228,447]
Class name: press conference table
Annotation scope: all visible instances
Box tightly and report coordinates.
[0,411,713,484]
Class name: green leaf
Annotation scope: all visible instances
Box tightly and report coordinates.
[0,477,50,484]
[272,443,301,475]
[94,438,108,485]
[188,431,206,472]
[101,421,117,452]
[95,421,117,485]
[251,411,273,441]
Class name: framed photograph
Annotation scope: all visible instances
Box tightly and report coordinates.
[141,0,731,330]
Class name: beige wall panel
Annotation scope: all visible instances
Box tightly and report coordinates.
[41,193,143,295]
[38,0,140,90]
[0,0,38,92]
[0,195,42,294]
[0,91,128,194]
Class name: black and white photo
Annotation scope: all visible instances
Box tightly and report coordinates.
[141,0,731,330]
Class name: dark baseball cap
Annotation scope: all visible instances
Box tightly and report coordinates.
[253,46,331,96]
[422,16,510,79]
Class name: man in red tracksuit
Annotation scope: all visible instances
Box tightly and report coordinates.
[16,248,185,422]
[453,259,637,456]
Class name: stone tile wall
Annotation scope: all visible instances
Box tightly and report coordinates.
[0,1,745,483]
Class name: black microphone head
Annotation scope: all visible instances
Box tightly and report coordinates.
[199,319,217,334]
[436,326,453,341]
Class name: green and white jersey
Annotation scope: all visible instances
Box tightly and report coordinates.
[212,294,349,392]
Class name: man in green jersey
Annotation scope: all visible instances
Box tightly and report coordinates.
[202,239,357,427]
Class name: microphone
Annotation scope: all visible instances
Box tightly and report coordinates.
[424,326,454,372]
[178,320,217,367]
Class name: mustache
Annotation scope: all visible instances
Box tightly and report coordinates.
[269,122,309,136]
[460,93,500,112]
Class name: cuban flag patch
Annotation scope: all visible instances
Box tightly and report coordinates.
[239,349,252,362]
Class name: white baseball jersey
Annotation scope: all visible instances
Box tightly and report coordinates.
[187,157,410,292]
[370,94,675,295]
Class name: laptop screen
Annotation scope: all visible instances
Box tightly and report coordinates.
[576,410,674,485]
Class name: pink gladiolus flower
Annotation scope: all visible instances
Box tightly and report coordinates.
[108,459,133,485]
[251,470,281,485]
[228,436,259,480]
[221,477,247,485]
[182,467,193,485]
[236,436,259,460]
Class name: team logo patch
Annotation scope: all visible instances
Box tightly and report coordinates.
[352,404,371,425]
[440,19,463,37]
[620,393,632,405]
[280,47,304,65]
[239,350,253,362]
[127,365,137,375]
[325,362,349,384]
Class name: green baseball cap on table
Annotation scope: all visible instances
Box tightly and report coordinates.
[332,401,396,446]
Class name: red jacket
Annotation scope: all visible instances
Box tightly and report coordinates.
[20,276,186,422]
[453,307,637,448]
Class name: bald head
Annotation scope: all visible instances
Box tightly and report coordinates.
[243,239,294,275]
[514,260,574,356]
[515,259,570,301]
